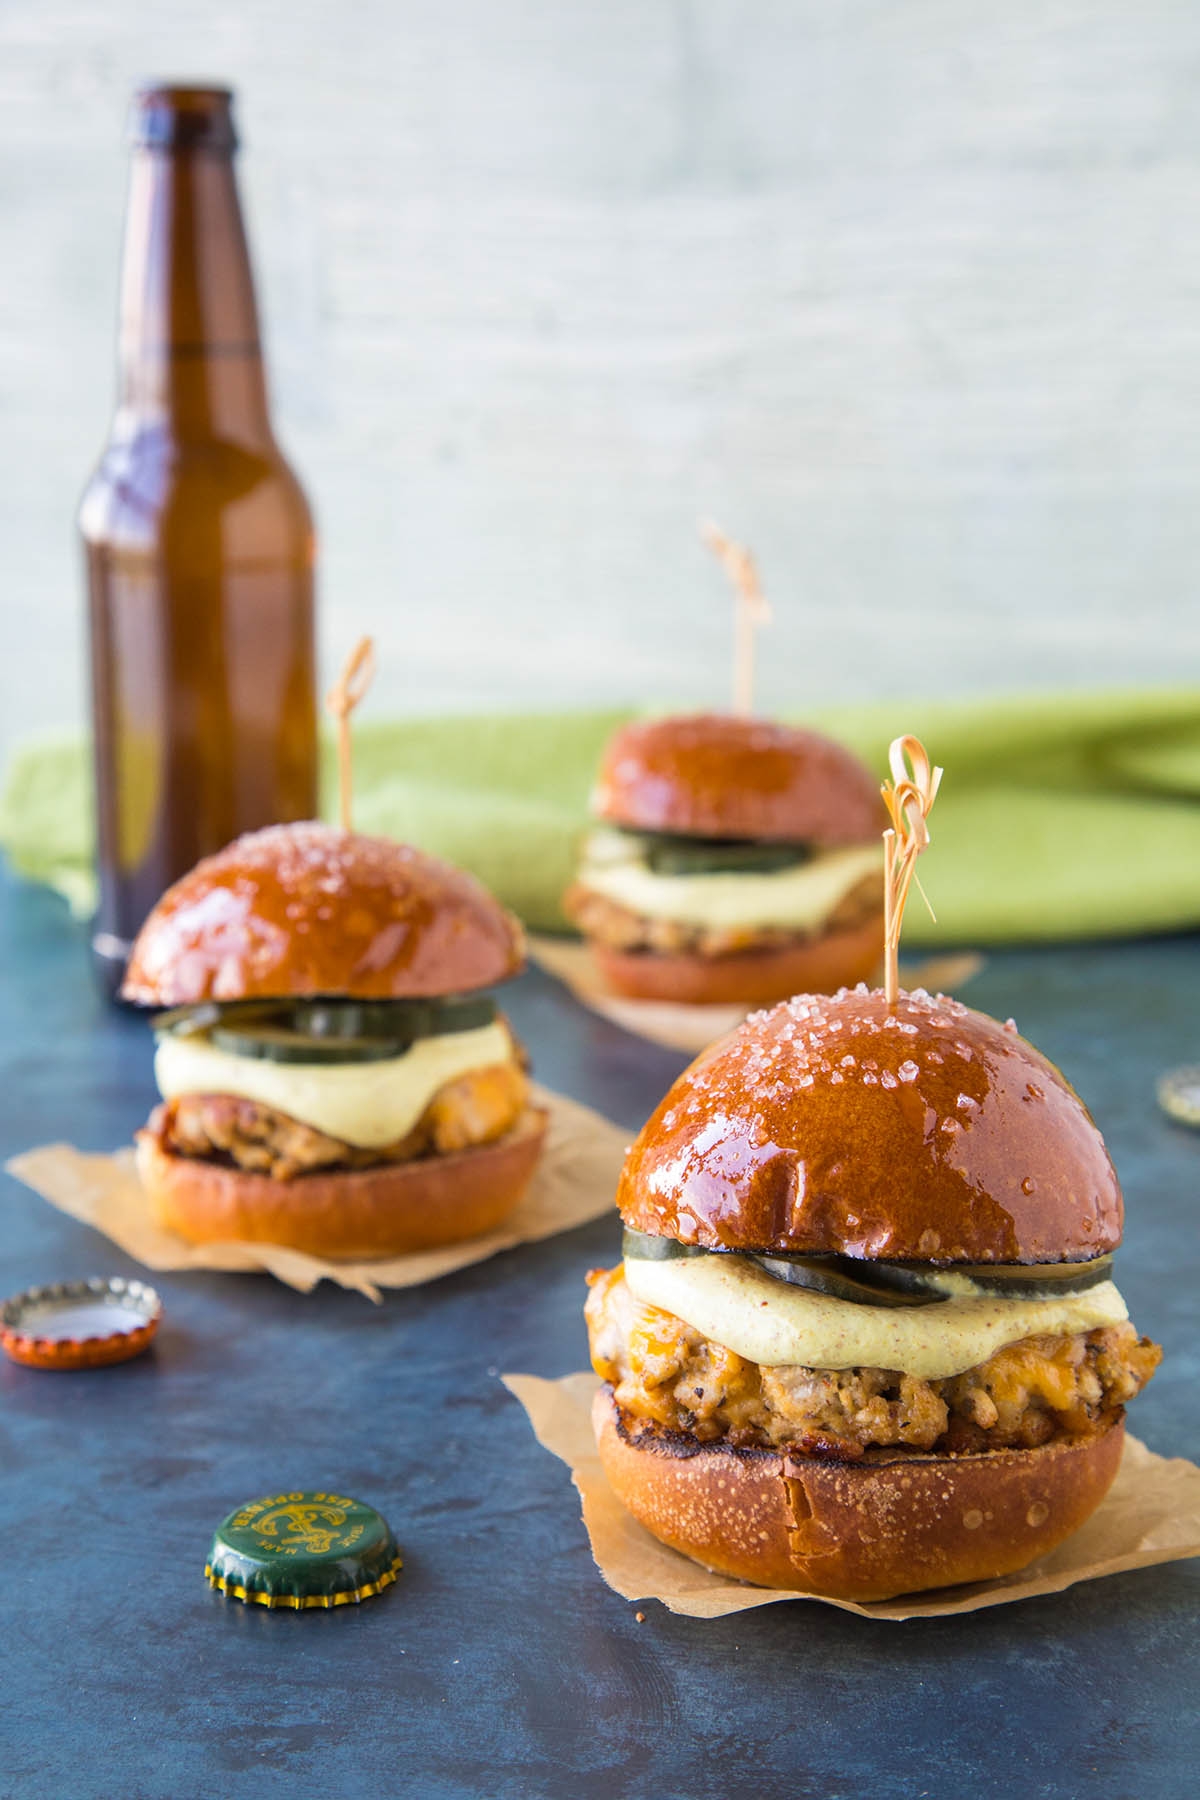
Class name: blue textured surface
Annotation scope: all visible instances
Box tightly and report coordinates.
[0,865,1196,1800]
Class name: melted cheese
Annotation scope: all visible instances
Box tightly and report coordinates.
[576,834,881,931]
[154,1021,515,1149]
[623,1252,1128,1381]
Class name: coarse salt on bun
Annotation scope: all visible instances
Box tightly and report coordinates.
[618,986,1123,1264]
[593,712,884,844]
[121,823,525,1007]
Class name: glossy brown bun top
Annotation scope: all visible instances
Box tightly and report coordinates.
[593,712,884,843]
[619,987,1122,1264]
[121,823,525,1007]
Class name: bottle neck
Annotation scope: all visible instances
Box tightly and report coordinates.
[117,144,273,443]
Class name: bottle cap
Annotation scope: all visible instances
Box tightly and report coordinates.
[1157,1065,1200,1129]
[0,1277,162,1370]
[206,1492,402,1609]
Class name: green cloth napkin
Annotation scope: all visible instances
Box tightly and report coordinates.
[3,689,1199,946]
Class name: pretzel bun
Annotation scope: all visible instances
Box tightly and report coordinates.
[135,1106,548,1260]
[122,823,525,1007]
[592,912,883,1006]
[619,986,1123,1264]
[594,1389,1125,1602]
[593,713,883,843]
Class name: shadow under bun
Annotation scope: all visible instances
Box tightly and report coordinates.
[122,823,526,1006]
[618,987,1123,1263]
[594,1388,1125,1602]
[135,1105,548,1259]
[592,913,883,1006]
[593,712,884,844]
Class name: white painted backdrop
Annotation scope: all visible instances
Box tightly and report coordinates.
[3,0,1200,765]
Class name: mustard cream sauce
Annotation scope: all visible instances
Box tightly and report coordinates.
[623,1251,1127,1381]
[576,833,881,931]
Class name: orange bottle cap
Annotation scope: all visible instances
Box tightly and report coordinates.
[0,1277,162,1370]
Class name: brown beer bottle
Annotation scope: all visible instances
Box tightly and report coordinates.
[79,85,317,996]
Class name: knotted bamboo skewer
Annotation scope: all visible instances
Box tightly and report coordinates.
[324,636,377,831]
[880,734,943,1009]
[701,521,773,717]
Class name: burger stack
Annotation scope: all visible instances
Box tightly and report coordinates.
[124,823,547,1259]
[586,985,1161,1600]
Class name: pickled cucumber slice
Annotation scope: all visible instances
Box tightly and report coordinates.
[155,994,496,1063]
[620,1231,933,1305]
[151,1000,274,1038]
[208,1021,408,1064]
[881,1256,1114,1299]
[620,1230,1113,1306]
[751,1255,942,1307]
[621,1229,709,1261]
[285,996,496,1042]
[643,836,812,877]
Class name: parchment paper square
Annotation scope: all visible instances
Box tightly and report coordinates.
[6,1084,628,1302]
[505,1371,1200,1620]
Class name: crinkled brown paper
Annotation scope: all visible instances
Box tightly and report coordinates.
[529,936,985,1055]
[5,1085,628,1303]
[504,1372,1200,1620]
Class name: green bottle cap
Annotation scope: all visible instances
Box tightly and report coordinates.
[205,1491,402,1609]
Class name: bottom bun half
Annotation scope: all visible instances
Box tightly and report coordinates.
[136,1105,549,1260]
[591,912,883,1006]
[594,1389,1124,1602]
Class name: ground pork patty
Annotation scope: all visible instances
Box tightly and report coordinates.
[585,1265,1161,1459]
[563,869,881,957]
[154,1059,530,1181]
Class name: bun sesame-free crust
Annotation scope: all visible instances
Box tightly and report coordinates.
[618,987,1123,1263]
[593,713,884,844]
[594,1388,1125,1601]
[122,823,525,1006]
[135,1105,548,1259]
[592,913,883,1006]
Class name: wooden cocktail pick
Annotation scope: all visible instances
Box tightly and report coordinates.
[880,734,943,1008]
[324,636,377,831]
[701,521,773,717]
